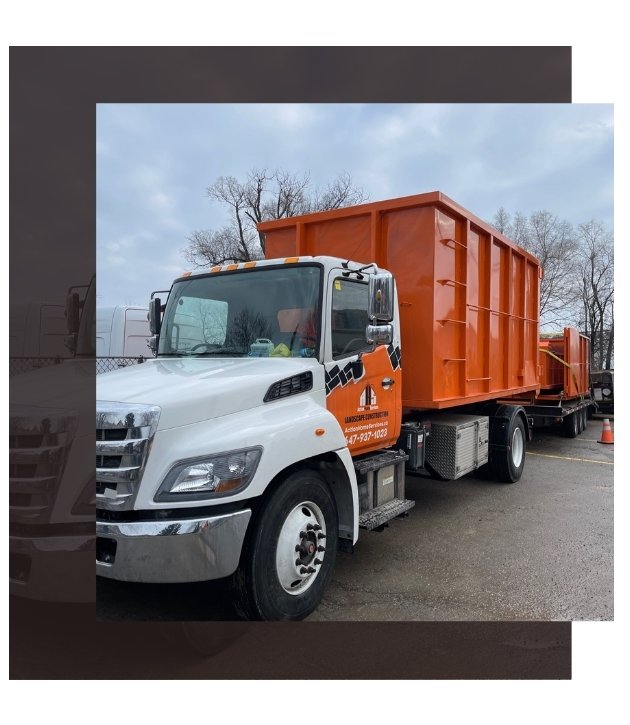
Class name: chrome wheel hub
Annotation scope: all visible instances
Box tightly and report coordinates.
[275,501,326,595]
[511,426,524,468]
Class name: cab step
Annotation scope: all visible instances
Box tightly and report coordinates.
[359,498,415,530]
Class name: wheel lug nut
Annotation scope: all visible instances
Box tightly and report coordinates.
[313,524,322,531]
[317,545,325,552]
[299,531,307,538]
[300,567,308,574]
[307,523,315,531]
[314,558,322,565]
[295,545,302,552]
[317,533,326,540]
[295,559,301,566]
[306,566,316,574]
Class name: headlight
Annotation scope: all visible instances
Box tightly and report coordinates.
[155,447,262,502]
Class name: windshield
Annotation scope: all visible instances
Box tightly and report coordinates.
[158,265,322,359]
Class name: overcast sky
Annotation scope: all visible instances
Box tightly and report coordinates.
[96,103,613,307]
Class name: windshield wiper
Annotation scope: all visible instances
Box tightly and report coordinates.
[159,349,247,357]
[190,350,247,356]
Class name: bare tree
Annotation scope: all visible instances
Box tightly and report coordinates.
[493,208,578,326]
[525,211,578,327]
[510,211,530,249]
[224,308,273,351]
[573,220,614,369]
[184,168,367,267]
[493,207,511,234]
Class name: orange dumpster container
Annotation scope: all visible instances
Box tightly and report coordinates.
[539,328,590,399]
[260,191,542,410]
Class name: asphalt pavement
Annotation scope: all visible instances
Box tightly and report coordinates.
[95,417,613,622]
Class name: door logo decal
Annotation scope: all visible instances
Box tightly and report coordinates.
[358,384,377,411]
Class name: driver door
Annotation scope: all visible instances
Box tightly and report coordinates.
[324,271,401,456]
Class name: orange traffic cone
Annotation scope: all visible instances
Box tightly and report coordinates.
[598,418,614,445]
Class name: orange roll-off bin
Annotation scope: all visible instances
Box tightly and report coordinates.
[260,191,542,411]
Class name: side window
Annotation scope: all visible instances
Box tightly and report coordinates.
[331,278,371,359]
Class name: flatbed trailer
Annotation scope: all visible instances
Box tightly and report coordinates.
[511,328,594,436]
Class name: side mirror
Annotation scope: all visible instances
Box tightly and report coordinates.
[368,273,394,322]
[65,292,80,334]
[149,297,162,335]
[366,323,393,346]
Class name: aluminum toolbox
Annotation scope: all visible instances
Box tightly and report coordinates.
[424,414,489,480]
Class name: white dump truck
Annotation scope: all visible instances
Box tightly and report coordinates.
[96,192,545,620]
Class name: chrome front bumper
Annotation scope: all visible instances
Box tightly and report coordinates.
[96,509,252,583]
[10,533,96,602]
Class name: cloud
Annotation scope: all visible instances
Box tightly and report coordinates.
[249,103,324,130]
[96,103,614,307]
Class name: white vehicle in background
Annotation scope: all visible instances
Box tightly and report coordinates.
[96,305,151,358]
[9,302,73,374]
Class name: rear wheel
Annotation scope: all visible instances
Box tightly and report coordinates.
[232,470,338,621]
[492,415,526,483]
[577,409,585,434]
[564,412,579,438]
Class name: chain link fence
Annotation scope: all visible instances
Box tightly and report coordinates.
[9,357,67,376]
[96,356,151,374]
[10,356,153,376]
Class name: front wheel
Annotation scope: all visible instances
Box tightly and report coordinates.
[232,470,338,621]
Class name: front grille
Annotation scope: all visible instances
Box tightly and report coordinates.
[9,434,44,448]
[96,455,122,468]
[9,410,75,524]
[95,404,160,511]
[96,429,127,441]
[10,463,38,479]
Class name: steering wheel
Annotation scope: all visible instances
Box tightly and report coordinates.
[341,338,365,355]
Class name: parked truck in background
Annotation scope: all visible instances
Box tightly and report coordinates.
[96,305,151,359]
[590,369,614,413]
[9,299,75,376]
[95,191,591,620]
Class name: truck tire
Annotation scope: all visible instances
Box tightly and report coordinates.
[491,415,526,484]
[578,408,587,433]
[564,412,579,438]
[232,470,338,621]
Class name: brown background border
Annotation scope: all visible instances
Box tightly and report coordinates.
[9,46,572,679]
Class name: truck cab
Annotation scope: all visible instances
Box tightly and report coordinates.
[96,256,408,620]
[9,277,97,601]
